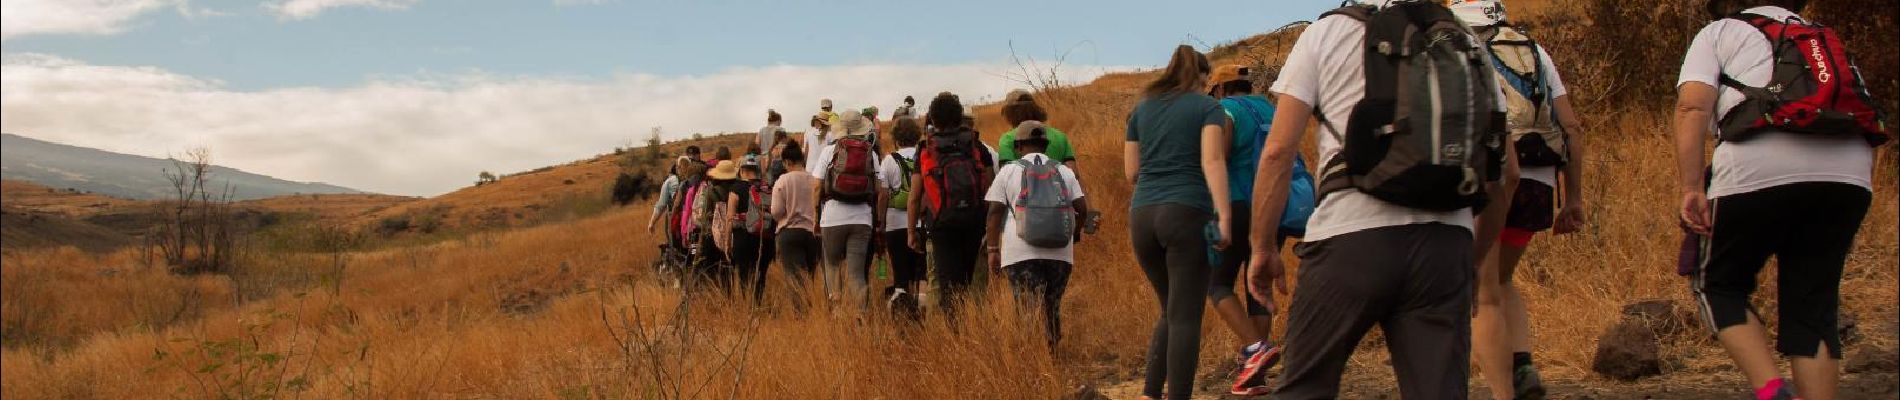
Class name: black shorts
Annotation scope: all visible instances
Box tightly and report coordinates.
[1692,182,1869,358]
[1504,179,1555,232]
[1211,201,1291,316]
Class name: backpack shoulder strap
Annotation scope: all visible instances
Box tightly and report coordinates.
[1320,4,1372,23]
[1230,97,1275,145]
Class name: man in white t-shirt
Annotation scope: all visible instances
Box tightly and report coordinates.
[813,112,890,315]
[1672,2,1876,399]
[1243,1,1515,398]
[983,123,1088,349]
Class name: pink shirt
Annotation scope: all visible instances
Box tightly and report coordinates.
[770,170,819,232]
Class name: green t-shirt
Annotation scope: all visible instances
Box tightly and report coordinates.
[1125,93,1226,213]
[997,126,1076,164]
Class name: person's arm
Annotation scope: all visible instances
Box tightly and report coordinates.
[1245,94,1307,311]
[1123,112,1141,183]
[1471,138,1520,264]
[1673,82,1719,234]
[727,192,741,224]
[1552,94,1588,234]
[985,201,1006,273]
[1201,122,1232,250]
[1071,197,1090,243]
[770,179,788,221]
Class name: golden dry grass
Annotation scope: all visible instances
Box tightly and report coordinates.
[0,180,141,218]
[2,1,1896,399]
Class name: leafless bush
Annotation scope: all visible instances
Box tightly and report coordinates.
[597,285,761,400]
[153,148,240,275]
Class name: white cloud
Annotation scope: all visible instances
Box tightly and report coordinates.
[0,0,176,40]
[263,0,420,21]
[1,53,1124,196]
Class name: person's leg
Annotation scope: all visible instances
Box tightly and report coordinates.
[1129,206,1172,399]
[1497,244,1534,354]
[1210,200,1265,353]
[1271,228,1394,400]
[1381,224,1475,400]
[930,226,982,318]
[844,225,874,313]
[732,232,761,301]
[1694,188,1784,390]
[886,229,924,292]
[1776,183,1868,400]
[1044,261,1072,348]
[744,231,767,303]
[1474,244,1515,399]
[822,227,851,304]
[1157,206,1212,400]
[776,230,809,309]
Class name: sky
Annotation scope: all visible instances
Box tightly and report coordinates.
[1,0,1335,196]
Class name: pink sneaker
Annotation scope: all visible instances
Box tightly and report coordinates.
[1230,345,1281,396]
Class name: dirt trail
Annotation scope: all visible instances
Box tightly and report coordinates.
[1094,371,1899,399]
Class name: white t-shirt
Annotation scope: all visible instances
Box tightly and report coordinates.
[803,132,833,174]
[880,147,918,232]
[1269,13,1506,242]
[985,153,1086,266]
[1676,6,1873,199]
[814,142,890,228]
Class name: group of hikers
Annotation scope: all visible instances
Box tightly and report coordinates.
[645,0,1885,399]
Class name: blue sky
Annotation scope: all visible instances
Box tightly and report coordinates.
[1,0,1335,196]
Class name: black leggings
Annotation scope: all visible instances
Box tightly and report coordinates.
[730,231,765,303]
[1130,204,1213,400]
[776,228,821,305]
[885,229,926,292]
[930,224,986,318]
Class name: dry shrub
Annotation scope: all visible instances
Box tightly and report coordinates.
[1,248,232,350]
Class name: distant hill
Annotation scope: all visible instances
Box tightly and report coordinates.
[1,133,365,201]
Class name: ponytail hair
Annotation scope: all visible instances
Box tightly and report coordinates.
[1143,45,1211,98]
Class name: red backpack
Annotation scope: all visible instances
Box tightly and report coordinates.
[826,136,878,203]
[922,127,988,228]
[1718,13,1888,146]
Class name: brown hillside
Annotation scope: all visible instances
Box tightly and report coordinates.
[0,180,139,218]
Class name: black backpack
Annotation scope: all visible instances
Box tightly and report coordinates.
[1314,1,1506,212]
[925,127,988,229]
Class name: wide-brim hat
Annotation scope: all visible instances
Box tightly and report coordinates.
[709,160,739,180]
[839,111,874,136]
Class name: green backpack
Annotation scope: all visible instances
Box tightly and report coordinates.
[887,152,916,211]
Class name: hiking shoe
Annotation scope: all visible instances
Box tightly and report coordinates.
[1761,380,1801,400]
[1230,344,1281,396]
[1512,363,1546,400]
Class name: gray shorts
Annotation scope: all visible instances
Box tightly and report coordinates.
[1272,223,1474,400]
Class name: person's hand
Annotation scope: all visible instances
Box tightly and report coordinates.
[987,247,1002,274]
[1247,249,1289,314]
[1680,191,1712,235]
[1213,216,1232,250]
[646,219,656,233]
[1554,201,1586,234]
[908,230,922,250]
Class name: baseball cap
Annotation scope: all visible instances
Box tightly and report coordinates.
[1013,121,1050,147]
[820,98,833,109]
[1206,64,1250,94]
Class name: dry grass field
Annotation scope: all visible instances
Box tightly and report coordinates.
[2,0,1895,399]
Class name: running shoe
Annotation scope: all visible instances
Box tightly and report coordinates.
[1230,344,1281,396]
[1512,363,1547,400]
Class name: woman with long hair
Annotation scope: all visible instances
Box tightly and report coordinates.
[1123,45,1231,400]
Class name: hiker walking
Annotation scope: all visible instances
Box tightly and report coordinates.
[1245,1,1516,398]
[893,95,918,121]
[1206,64,1313,396]
[760,110,788,182]
[1122,45,1234,400]
[693,160,744,290]
[771,141,823,311]
[880,118,928,318]
[907,92,996,321]
[1674,1,1884,398]
[815,111,889,314]
[726,158,775,304]
[1446,1,1592,398]
[984,121,1089,349]
[647,155,694,233]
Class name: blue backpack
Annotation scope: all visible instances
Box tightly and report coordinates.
[1230,98,1315,237]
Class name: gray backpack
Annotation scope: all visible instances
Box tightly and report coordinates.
[1314,1,1506,212]
[1011,158,1075,248]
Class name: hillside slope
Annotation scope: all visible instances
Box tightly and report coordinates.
[1,133,364,201]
